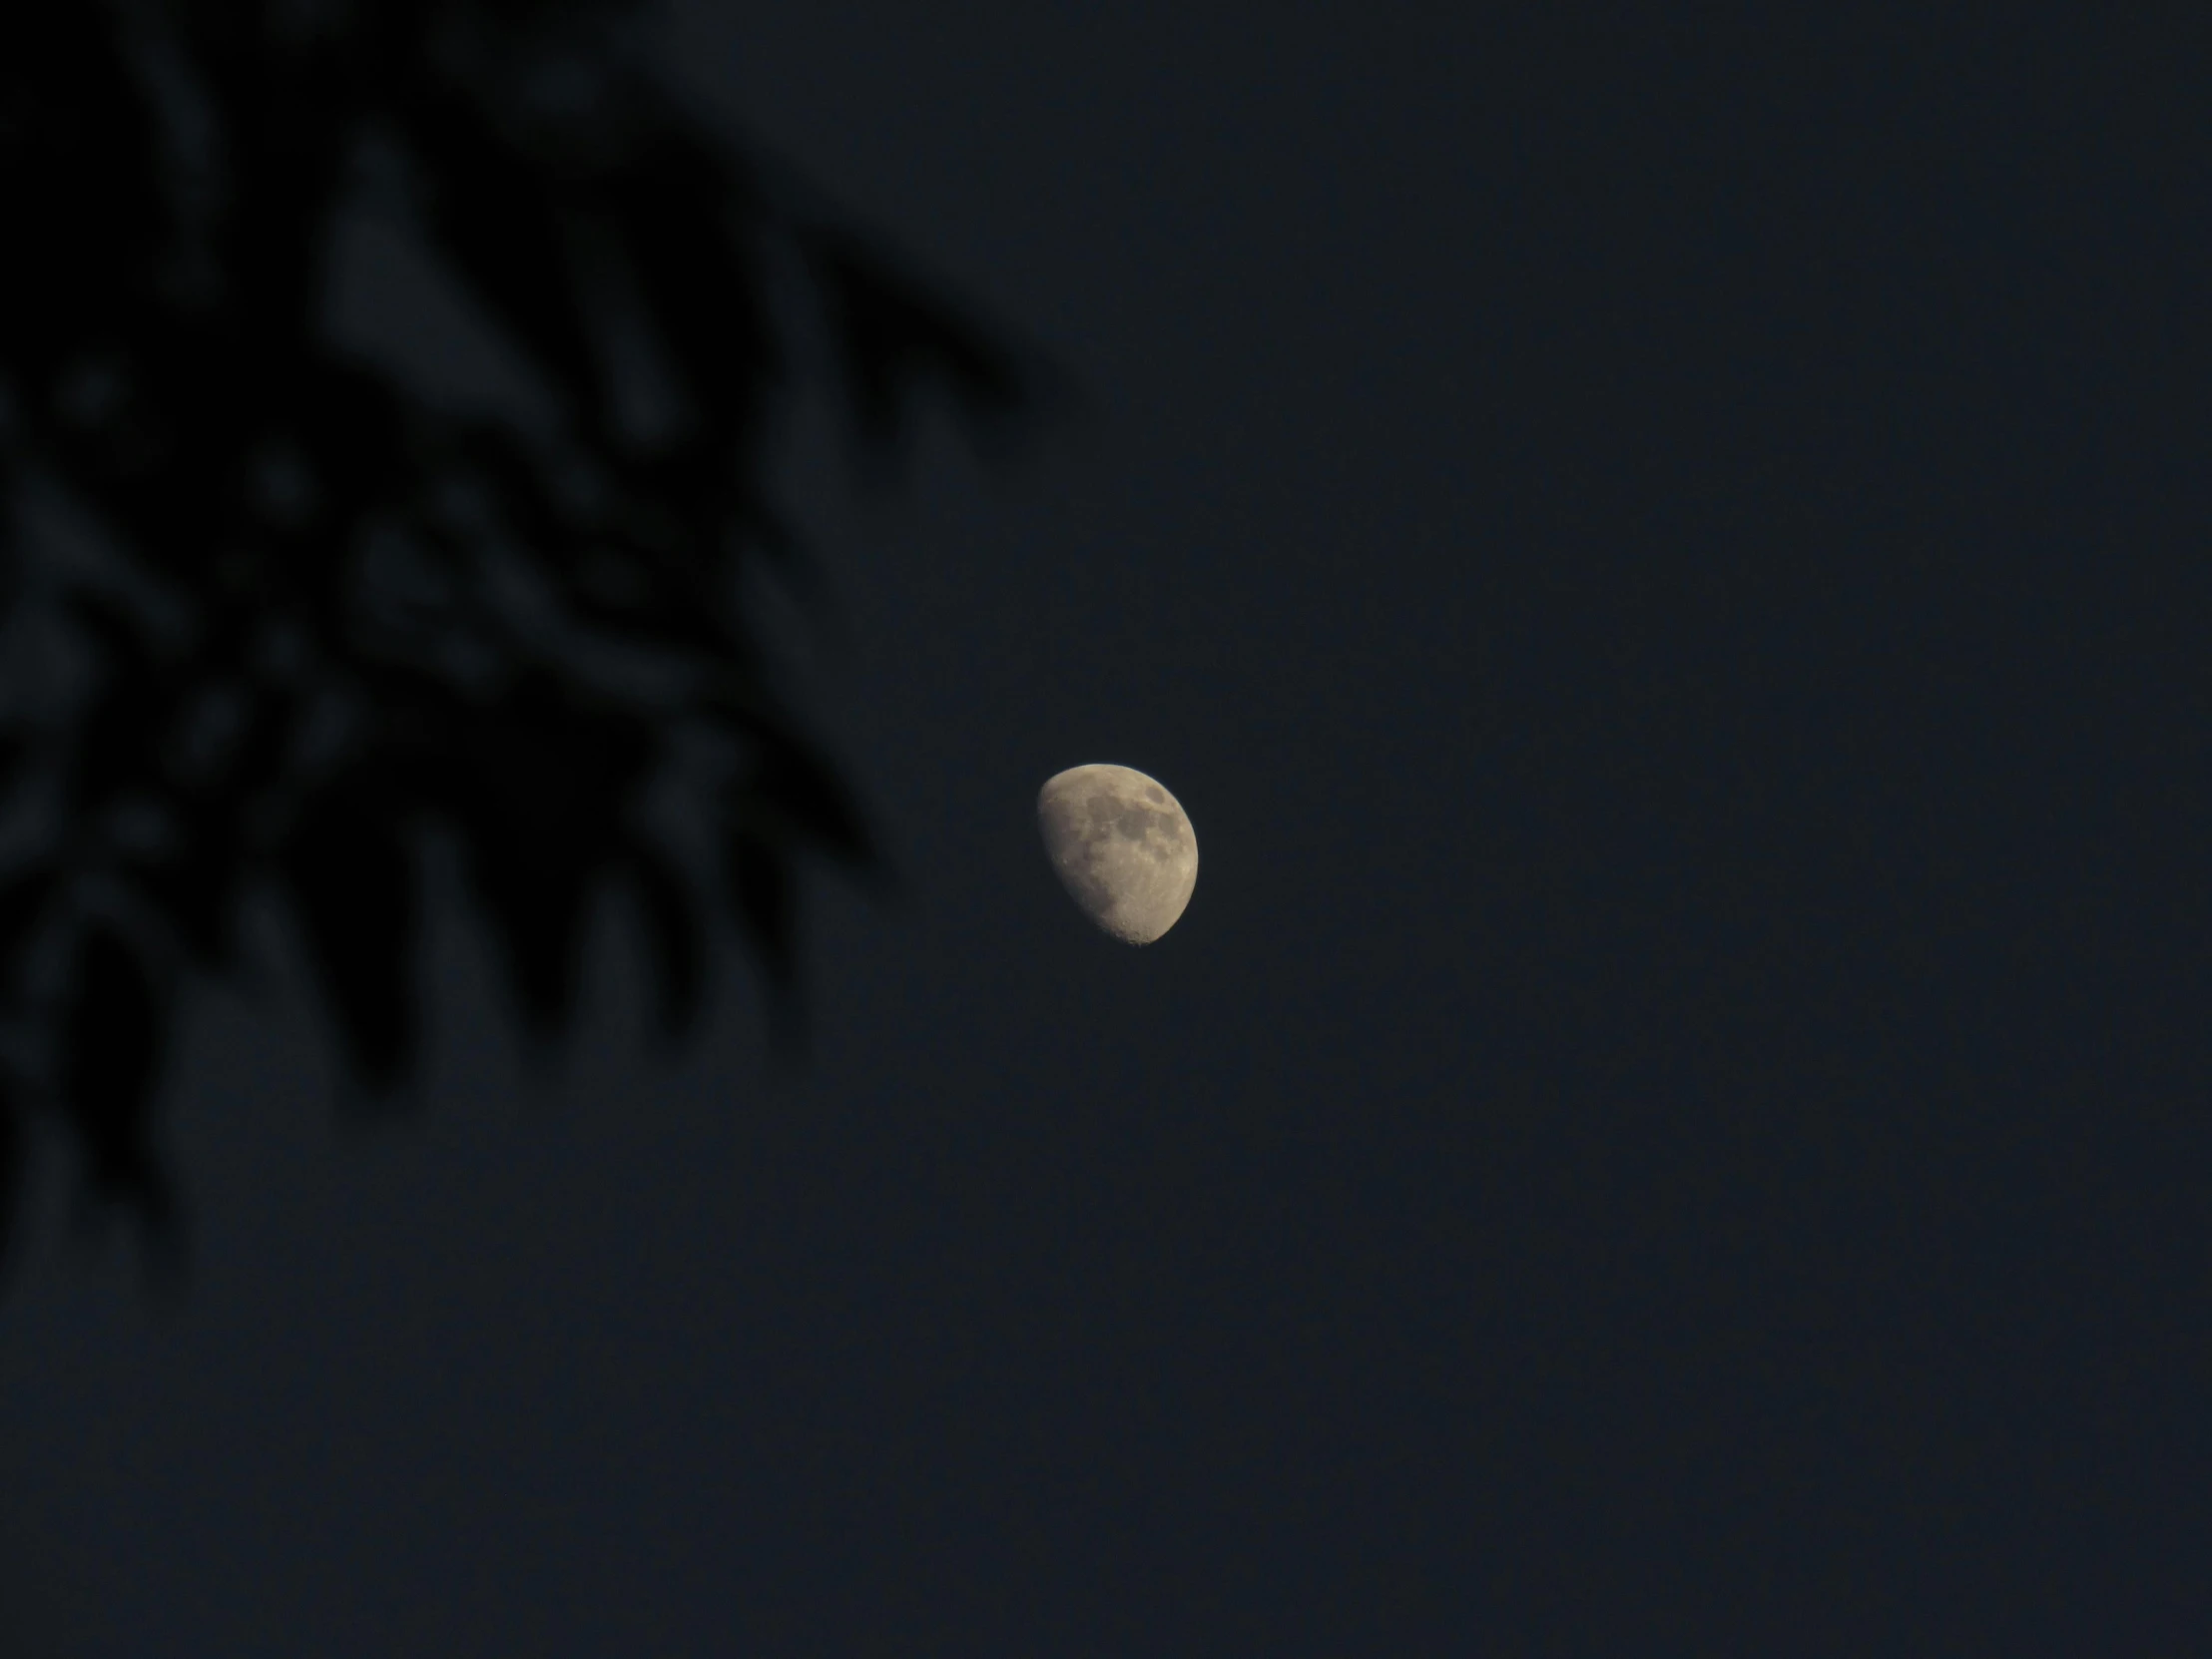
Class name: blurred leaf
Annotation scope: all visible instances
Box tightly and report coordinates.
[462,825,596,1041]
[749,736,875,869]
[0,729,30,805]
[60,923,171,1231]
[286,357,415,529]
[625,839,703,1041]
[0,864,60,978]
[402,85,608,424]
[605,133,778,436]
[0,10,164,355]
[722,827,803,1055]
[429,676,652,1041]
[0,1081,23,1283]
[61,586,155,671]
[804,229,1029,450]
[61,590,164,811]
[126,814,242,972]
[71,676,163,813]
[226,686,299,794]
[279,777,418,1094]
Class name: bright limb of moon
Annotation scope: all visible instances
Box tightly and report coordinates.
[1036,764,1199,944]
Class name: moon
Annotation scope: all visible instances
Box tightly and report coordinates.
[1036,764,1199,944]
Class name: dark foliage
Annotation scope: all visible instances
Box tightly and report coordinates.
[0,0,1039,1279]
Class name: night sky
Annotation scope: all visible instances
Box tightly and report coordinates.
[6,4,2208,1653]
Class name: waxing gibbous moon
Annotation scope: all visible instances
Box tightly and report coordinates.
[1036,764,1199,944]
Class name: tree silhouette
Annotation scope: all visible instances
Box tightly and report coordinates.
[0,0,1038,1280]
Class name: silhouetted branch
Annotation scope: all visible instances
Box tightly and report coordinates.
[0,0,1047,1282]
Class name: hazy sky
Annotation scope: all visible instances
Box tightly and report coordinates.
[5,5,2207,1653]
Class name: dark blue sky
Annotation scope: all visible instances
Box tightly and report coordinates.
[6,4,2207,1652]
